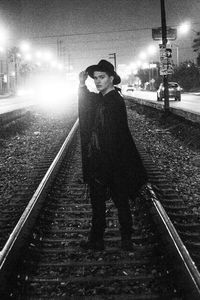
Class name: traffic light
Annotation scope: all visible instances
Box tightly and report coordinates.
[166,48,172,58]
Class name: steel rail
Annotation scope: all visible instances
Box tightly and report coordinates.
[0,118,79,292]
[147,183,200,299]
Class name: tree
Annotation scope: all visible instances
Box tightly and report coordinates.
[137,62,162,90]
[169,61,200,91]
[137,69,150,88]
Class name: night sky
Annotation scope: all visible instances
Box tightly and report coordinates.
[0,0,200,72]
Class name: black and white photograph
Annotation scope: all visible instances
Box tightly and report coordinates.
[0,0,200,299]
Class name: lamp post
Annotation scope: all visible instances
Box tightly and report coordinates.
[173,44,179,66]
[174,21,194,67]
[109,53,116,70]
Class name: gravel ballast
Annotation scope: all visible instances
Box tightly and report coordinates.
[0,104,77,201]
[127,102,200,216]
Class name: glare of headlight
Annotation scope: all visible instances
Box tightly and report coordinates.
[17,88,34,97]
[35,76,78,112]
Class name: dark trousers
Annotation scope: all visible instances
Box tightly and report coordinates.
[89,177,133,241]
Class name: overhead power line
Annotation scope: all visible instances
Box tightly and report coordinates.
[23,26,153,40]
[18,21,200,41]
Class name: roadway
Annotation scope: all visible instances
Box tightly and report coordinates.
[124,90,200,115]
[0,95,34,114]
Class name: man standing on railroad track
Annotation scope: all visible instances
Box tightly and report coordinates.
[78,59,148,251]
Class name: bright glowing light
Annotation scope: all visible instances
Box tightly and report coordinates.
[178,22,191,35]
[149,63,157,68]
[33,74,78,112]
[24,53,32,61]
[136,60,142,67]
[139,51,147,60]
[17,88,34,97]
[117,64,131,79]
[147,45,157,55]
[43,51,53,61]
[0,27,7,45]
[130,62,137,69]
[0,46,5,52]
[11,71,15,76]
[141,62,149,69]
[35,51,42,59]
[50,60,57,68]
[57,63,64,70]
[20,41,31,52]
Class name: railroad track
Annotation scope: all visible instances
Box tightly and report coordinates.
[0,119,200,299]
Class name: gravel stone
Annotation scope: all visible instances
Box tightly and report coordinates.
[127,105,200,215]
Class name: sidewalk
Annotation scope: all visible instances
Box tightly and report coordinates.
[190,92,200,95]
[0,93,13,99]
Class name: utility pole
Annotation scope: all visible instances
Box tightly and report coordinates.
[160,0,169,112]
[109,53,116,70]
[57,39,63,60]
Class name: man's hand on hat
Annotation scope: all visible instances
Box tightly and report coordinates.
[79,71,88,87]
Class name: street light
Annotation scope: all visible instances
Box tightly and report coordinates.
[174,21,193,66]
[20,41,31,52]
[147,45,157,55]
[139,51,147,60]
[0,27,8,46]
[178,22,191,35]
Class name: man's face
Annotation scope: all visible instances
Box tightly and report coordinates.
[93,71,114,94]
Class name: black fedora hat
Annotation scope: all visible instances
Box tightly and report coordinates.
[86,60,121,85]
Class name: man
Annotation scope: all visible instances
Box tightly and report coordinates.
[78,60,147,251]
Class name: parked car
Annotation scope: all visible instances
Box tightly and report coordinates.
[126,84,135,92]
[157,82,182,101]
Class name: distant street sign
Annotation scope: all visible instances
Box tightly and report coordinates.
[152,27,177,40]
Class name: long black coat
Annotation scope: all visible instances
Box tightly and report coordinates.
[78,86,147,197]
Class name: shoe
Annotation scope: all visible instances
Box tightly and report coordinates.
[80,239,105,251]
[121,239,134,251]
